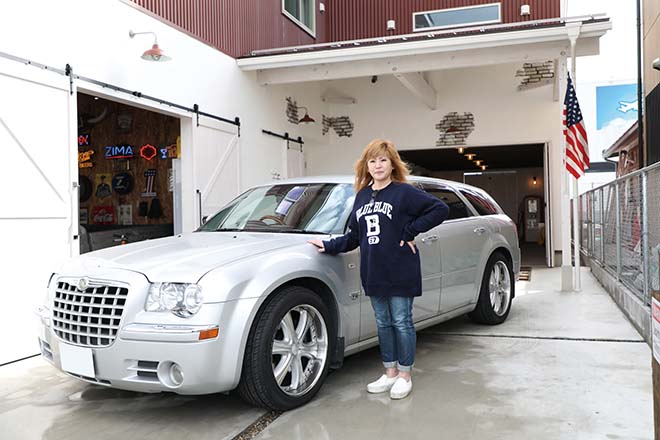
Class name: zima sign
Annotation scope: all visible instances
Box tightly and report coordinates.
[105,145,134,159]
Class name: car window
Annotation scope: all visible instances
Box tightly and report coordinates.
[459,188,501,215]
[421,185,472,220]
[197,183,354,234]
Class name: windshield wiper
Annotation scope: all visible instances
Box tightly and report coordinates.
[277,228,330,235]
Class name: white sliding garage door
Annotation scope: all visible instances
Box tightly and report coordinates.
[192,117,241,223]
[0,58,76,364]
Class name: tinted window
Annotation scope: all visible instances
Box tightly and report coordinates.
[422,185,471,220]
[460,188,501,215]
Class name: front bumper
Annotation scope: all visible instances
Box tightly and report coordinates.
[38,297,259,395]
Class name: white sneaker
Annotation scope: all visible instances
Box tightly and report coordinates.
[390,377,413,399]
[367,374,398,394]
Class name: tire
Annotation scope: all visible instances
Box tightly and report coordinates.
[237,286,333,410]
[468,252,514,325]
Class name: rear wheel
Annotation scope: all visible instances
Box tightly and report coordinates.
[237,286,332,410]
[468,252,513,325]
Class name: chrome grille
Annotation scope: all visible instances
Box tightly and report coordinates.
[52,280,128,347]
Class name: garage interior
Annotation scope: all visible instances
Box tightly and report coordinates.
[77,93,180,253]
[400,144,547,267]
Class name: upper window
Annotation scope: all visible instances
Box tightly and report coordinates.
[413,3,501,32]
[459,188,502,216]
[283,0,315,36]
[421,185,472,220]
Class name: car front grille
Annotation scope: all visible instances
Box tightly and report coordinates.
[52,280,128,347]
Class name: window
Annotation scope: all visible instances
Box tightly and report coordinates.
[422,185,472,220]
[413,3,501,32]
[459,188,502,216]
[283,0,315,36]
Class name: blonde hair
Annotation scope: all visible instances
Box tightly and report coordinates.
[354,139,410,192]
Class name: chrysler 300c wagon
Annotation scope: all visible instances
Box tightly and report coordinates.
[37,176,520,410]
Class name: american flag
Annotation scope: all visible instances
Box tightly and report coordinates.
[563,74,589,179]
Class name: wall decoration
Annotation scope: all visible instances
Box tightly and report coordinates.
[118,204,133,225]
[168,168,174,192]
[79,176,92,203]
[105,144,134,159]
[515,61,555,90]
[78,134,90,146]
[79,208,88,225]
[435,112,475,146]
[117,112,134,132]
[112,172,134,195]
[148,198,163,219]
[78,107,108,132]
[141,169,157,197]
[286,97,300,124]
[95,173,112,199]
[78,150,94,168]
[140,144,158,161]
[92,206,115,225]
[111,158,130,171]
[159,143,177,159]
[322,115,354,137]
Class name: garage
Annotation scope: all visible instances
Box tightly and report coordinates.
[77,93,180,252]
[400,143,550,266]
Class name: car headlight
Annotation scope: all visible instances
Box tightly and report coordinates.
[145,283,203,318]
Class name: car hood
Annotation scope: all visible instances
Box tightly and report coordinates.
[60,232,322,283]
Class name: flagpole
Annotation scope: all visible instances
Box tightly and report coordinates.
[569,28,582,291]
[560,59,573,292]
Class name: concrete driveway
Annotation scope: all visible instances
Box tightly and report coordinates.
[0,267,652,440]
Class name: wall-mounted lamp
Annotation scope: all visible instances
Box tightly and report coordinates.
[457,147,465,154]
[481,165,487,171]
[532,176,537,185]
[465,153,476,160]
[296,106,315,124]
[129,30,171,62]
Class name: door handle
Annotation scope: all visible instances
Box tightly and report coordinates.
[349,291,360,300]
[421,235,438,243]
[473,227,486,235]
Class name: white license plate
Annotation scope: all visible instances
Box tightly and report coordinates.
[59,343,95,378]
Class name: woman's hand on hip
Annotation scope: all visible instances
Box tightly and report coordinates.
[307,239,326,253]
[400,240,416,254]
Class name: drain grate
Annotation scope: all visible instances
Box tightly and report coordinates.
[518,266,532,281]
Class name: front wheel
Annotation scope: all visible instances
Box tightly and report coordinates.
[237,286,332,410]
[468,252,513,325]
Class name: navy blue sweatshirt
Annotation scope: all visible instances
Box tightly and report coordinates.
[323,181,449,297]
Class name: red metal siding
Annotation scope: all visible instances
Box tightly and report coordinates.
[326,0,561,41]
[129,0,327,58]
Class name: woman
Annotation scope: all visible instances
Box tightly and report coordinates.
[308,139,449,399]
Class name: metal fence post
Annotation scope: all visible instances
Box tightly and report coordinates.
[600,188,605,264]
[615,181,621,282]
[642,171,650,304]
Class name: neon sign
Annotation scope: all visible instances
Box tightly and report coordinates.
[78,150,94,168]
[105,144,134,159]
[140,144,157,161]
[78,134,90,146]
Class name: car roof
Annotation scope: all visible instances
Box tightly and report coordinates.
[256,175,487,194]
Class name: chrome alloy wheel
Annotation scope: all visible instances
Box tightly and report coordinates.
[271,305,328,397]
[489,261,511,316]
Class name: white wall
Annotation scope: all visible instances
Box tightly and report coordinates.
[1,0,329,217]
[302,63,565,250]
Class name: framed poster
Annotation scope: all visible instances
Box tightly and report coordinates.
[92,206,115,225]
[118,204,133,225]
[79,208,88,225]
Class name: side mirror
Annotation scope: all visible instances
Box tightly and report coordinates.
[201,216,208,225]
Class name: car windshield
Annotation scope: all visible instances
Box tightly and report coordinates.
[197,183,355,234]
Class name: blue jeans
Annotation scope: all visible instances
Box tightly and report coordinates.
[369,296,416,372]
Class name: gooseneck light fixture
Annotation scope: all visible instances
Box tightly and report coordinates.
[296,106,315,124]
[129,30,172,62]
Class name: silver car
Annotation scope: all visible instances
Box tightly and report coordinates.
[37,175,520,410]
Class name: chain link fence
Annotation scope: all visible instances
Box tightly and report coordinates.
[579,162,660,305]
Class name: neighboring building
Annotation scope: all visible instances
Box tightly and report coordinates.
[643,0,660,165]
[0,1,609,363]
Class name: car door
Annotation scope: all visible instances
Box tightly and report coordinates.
[421,184,487,314]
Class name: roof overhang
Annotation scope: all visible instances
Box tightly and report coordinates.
[602,121,639,159]
[237,16,611,85]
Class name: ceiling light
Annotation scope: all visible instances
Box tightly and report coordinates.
[481,165,487,171]
[457,147,465,154]
[533,176,537,185]
[129,30,172,62]
[474,160,482,166]
[465,153,476,160]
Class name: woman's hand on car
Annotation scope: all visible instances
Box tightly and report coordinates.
[400,240,416,254]
[307,239,326,253]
